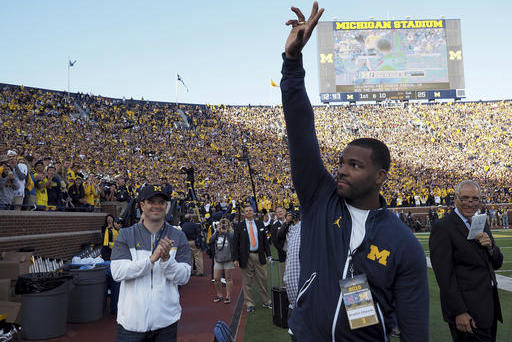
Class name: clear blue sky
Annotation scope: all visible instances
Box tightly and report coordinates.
[1,0,510,105]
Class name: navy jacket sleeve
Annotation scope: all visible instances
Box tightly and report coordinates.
[281,54,331,208]
[393,234,430,341]
[486,226,503,270]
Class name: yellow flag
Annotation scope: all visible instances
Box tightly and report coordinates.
[270,79,279,87]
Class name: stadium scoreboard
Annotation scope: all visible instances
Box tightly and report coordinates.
[317,19,465,102]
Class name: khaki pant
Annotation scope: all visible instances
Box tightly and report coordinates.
[188,240,204,275]
[241,253,271,307]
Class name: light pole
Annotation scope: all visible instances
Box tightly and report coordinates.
[241,142,259,212]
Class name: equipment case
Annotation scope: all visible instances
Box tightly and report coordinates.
[270,259,289,328]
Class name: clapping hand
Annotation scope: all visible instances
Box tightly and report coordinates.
[158,237,174,262]
[150,237,174,263]
[285,2,324,59]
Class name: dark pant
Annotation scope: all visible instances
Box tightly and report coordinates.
[288,308,298,342]
[106,267,120,315]
[448,320,497,342]
[116,321,178,342]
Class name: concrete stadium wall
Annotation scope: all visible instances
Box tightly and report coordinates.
[390,203,512,230]
[0,211,107,260]
[390,203,512,216]
[101,201,129,218]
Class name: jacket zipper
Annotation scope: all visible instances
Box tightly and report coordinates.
[375,302,388,342]
[332,254,352,342]
[331,204,386,341]
[151,233,155,289]
[296,272,317,305]
[333,251,387,341]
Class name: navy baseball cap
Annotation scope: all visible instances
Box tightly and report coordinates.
[138,184,170,201]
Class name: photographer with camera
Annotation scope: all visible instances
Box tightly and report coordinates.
[46,165,65,210]
[7,150,28,210]
[115,177,132,214]
[209,218,235,304]
[0,154,19,210]
[277,210,301,257]
[102,182,117,202]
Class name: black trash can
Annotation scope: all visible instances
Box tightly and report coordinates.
[16,272,72,340]
[68,265,107,323]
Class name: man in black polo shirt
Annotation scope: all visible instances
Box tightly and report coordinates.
[181,213,204,276]
[46,166,63,210]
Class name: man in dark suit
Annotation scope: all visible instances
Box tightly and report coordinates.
[270,206,287,278]
[430,180,503,342]
[233,204,272,312]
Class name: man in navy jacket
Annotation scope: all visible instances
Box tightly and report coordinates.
[281,3,429,341]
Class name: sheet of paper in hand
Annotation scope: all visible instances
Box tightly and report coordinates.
[467,214,487,240]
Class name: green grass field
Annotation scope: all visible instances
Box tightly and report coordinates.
[243,230,512,341]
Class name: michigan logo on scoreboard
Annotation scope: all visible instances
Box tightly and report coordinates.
[449,50,462,60]
[320,53,333,63]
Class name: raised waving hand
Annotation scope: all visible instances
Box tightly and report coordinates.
[285,2,324,59]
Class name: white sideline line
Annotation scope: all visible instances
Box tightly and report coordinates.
[426,257,512,292]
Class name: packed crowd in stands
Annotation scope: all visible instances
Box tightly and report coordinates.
[1,83,512,214]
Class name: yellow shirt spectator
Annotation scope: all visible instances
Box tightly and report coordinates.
[34,173,48,208]
[103,226,119,250]
[84,182,97,206]
[66,169,76,184]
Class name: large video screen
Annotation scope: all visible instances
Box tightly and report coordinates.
[317,20,465,102]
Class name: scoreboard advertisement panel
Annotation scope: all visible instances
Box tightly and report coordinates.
[317,19,465,102]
